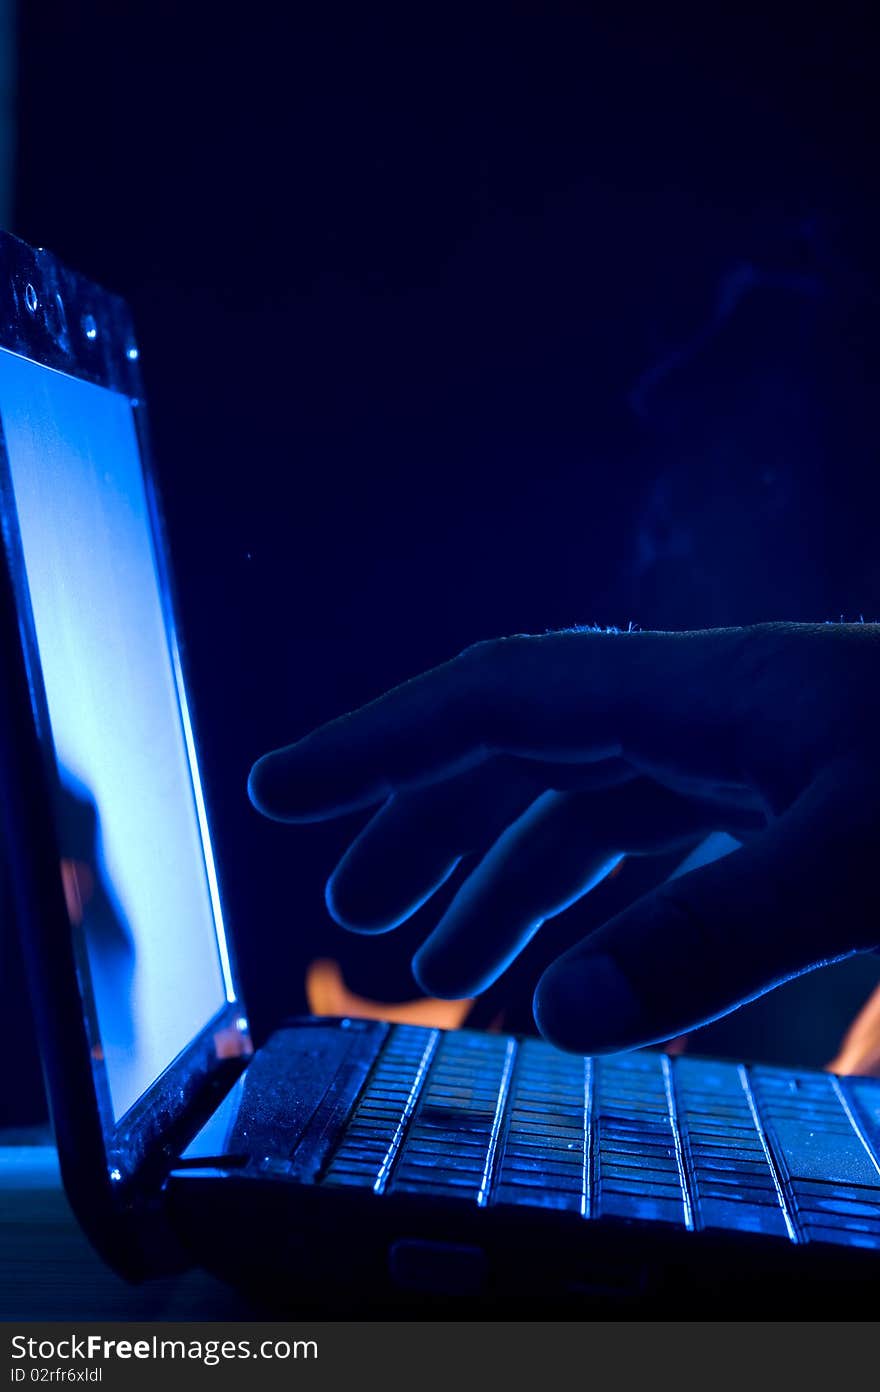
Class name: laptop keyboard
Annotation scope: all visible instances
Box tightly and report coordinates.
[321,1025,880,1249]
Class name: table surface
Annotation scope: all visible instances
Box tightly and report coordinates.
[0,1136,268,1321]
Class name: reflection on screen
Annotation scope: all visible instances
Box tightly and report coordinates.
[0,347,230,1121]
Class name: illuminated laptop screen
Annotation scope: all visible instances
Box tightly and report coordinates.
[0,346,232,1121]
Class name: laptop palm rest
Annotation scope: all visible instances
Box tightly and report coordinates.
[177,1018,388,1174]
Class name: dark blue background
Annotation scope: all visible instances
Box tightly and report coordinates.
[9,4,880,1087]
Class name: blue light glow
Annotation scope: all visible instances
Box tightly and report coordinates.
[0,347,231,1119]
[661,1053,694,1232]
[580,1056,593,1218]
[737,1064,798,1242]
[166,633,237,1004]
[477,1038,517,1207]
[373,1031,440,1194]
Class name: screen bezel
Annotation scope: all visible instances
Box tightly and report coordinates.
[0,231,252,1267]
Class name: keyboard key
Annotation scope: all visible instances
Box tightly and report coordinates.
[601,1175,684,1200]
[330,1142,388,1161]
[695,1181,781,1204]
[689,1140,766,1158]
[599,1142,676,1163]
[699,1199,790,1237]
[323,1170,376,1188]
[599,1192,686,1225]
[392,1180,479,1200]
[597,1122,673,1142]
[392,1167,483,1190]
[514,1116,584,1134]
[325,1160,380,1179]
[798,1195,880,1220]
[510,1135,584,1158]
[802,1223,880,1250]
[690,1155,769,1174]
[796,1208,880,1235]
[600,1160,680,1182]
[408,1122,492,1141]
[503,1156,585,1181]
[398,1135,483,1159]
[493,1185,583,1212]
[394,1153,484,1176]
[790,1179,880,1204]
[684,1114,757,1130]
[768,1119,880,1187]
[494,1167,582,1191]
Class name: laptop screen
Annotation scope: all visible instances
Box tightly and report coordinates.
[0,345,233,1123]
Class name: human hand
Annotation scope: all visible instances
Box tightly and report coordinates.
[248,623,880,1053]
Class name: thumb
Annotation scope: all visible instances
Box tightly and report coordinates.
[533,757,880,1054]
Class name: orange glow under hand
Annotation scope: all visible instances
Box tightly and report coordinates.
[828,981,880,1078]
[306,957,472,1030]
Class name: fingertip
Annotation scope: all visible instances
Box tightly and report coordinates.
[410,946,452,999]
[247,753,283,818]
[411,943,478,1001]
[533,952,644,1055]
[248,743,373,822]
[531,967,579,1054]
[248,749,313,822]
[324,869,399,936]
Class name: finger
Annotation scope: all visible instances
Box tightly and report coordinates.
[247,627,766,822]
[326,758,540,932]
[413,778,765,998]
[533,757,880,1055]
[327,756,635,932]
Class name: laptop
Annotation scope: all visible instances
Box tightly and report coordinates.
[1,229,878,1317]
